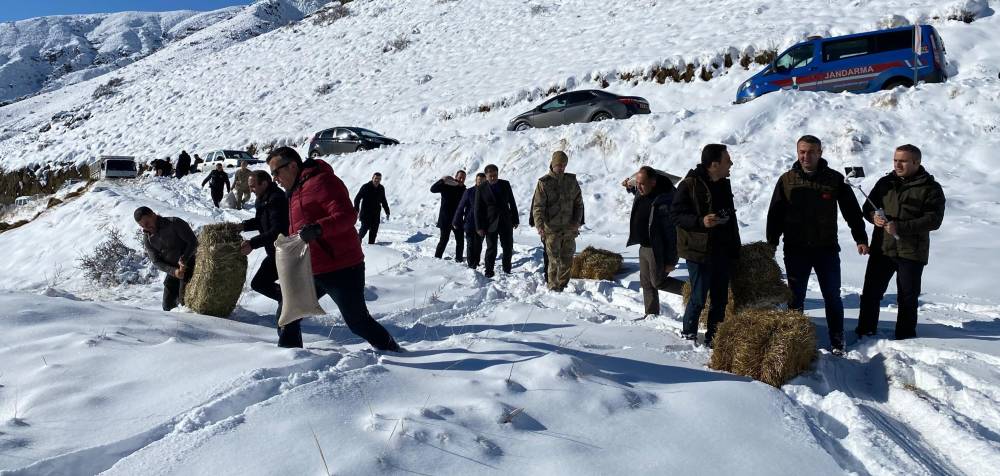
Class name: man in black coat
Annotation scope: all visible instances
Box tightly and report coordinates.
[766,135,869,354]
[475,164,519,278]
[624,166,684,318]
[135,206,198,311]
[431,170,467,260]
[353,172,390,244]
[201,163,231,208]
[671,144,741,347]
[454,173,486,269]
[175,150,192,179]
[239,171,296,347]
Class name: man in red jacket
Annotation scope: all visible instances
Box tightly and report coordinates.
[266,147,401,351]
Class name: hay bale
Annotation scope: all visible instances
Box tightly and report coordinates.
[184,223,247,317]
[681,241,791,327]
[709,308,816,387]
[570,246,622,280]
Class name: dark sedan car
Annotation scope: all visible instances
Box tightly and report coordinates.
[308,127,399,157]
[507,90,650,131]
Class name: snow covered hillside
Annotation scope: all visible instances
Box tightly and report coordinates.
[0,0,329,106]
[1,0,1000,474]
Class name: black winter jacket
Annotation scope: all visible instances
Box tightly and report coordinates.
[670,165,741,263]
[202,170,231,194]
[431,179,467,229]
[241,182,289,256]
[142,216,198,278]
[474,179,518,233]
[626,177,678,271]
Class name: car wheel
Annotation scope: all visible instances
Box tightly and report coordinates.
[309,151,320,158]
[591,112,612,122]
[514,121,531,131]
[355,145,364,153]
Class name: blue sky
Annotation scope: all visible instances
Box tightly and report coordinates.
[0,1,251,23]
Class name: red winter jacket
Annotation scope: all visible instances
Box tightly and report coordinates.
[287,159,364,275]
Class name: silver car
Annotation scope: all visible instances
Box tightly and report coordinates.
[507,90,650,131]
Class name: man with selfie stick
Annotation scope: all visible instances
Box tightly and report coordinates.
[766,135,869,355]
[855,144,945,341]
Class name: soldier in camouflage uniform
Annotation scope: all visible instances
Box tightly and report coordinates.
[532,151,584,292]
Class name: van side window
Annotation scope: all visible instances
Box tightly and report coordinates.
[823,38,870,62]
[775,44,814,71]
[873,30,913,54]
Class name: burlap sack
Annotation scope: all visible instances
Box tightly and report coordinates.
[274,234,325,326]
[222,192,239,209]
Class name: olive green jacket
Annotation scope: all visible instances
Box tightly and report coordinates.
[863,167,945,264]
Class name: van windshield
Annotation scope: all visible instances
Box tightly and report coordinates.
[106,160,135,171]
[774,44,814,72]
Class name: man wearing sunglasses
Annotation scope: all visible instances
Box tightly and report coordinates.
[266,147,401,352]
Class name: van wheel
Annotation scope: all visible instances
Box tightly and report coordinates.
[591,112,612,122]
[881,78,913,90]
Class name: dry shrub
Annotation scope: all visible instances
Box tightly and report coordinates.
[709,308,816,387]
[571,247,622,280]
[77,226,156,286]
[184,223,247,317]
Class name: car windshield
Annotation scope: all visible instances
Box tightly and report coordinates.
[106,160,135,171]
[224,151,253,160]
[356,129,385,139]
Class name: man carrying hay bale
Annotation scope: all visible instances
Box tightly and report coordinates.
[532,151,584,292]
[134,206,198,311]
[239,171,295,347]
[624,165,684,318]
[672,144,741,347]
[766,135,869,355]
[267,147,401,352]
[184,223,247,317]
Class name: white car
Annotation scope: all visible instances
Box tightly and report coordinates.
[202,150,261,168]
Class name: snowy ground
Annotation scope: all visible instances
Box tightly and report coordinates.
[2,0,1000,474]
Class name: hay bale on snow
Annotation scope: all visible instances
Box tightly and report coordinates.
[184,223,247,317]
[571,246,622,280]
[708,308,816,387]
[682,241,791,328]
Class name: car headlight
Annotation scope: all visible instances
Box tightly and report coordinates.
[739,80,751,92]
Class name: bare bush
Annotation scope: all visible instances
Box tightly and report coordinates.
[92,77,124,100]
[78,226,156,287]
[312,3,351,26]
[382,34,411,53]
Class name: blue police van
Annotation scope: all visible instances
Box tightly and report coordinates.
[736,25,947,103]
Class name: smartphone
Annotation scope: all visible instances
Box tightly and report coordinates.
[844,166,865,178]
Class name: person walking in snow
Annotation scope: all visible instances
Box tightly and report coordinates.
[624,165,684,319]
[531,151,584,292]
[233,161,253,209]
[202,163,231,208]
[134,206,198,312]
[239,170,295,347]
[353,172,390,244]
[454,172,486,269]
[431,170,467,261]
[475,164,519,278]
[267,147,401,352]
[175,150,192,179]
[766,135,869,355]
[672,144,741,348]
[855,144,945,341]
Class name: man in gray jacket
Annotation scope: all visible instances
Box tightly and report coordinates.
[134,206,198,311]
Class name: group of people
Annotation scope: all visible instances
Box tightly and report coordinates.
[135,137,945,355]
[150,150,200,178]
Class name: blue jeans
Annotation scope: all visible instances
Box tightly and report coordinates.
[784,250,844,349]
[681,255,732,344]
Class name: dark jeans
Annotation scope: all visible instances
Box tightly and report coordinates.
[681,255,731,344]
[639,246,685,315]
[483,226,514,277]
[314,263,398,350]
[435,226,464,260]
[785,250,845,349]
[250,255,301,348]
[161,258,194,311]
[857,254,925,340]
[540,237,548,277]
[211,191,223,208]
[358,221,379,244]
[465,230,483,268]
